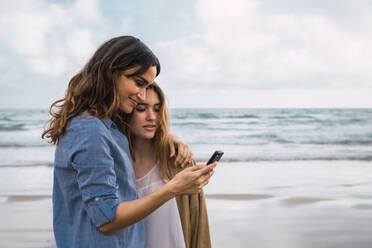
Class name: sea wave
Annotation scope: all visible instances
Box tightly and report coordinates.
[306,140,372,146]
[0,162,54,168]
[172,113,260,119]
[172,122,206,127]
[0,124,27,131]
[1,108,371,163]
[184,137,372,146]
[224,114,260,119]
[173,113,219,119]
[0,117,12,121]
[195,156,372,162]
[288,115,318,119]
[0,143,51,148]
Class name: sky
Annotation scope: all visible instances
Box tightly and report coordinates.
[1,0,372,109]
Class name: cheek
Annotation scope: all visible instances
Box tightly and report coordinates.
[116,78,136,99]
[120,85,131,98]
[154,113,160,124]
[130,114,145,128]
[129,121,141,136]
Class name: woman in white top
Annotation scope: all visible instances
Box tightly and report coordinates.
[123,83,214,248]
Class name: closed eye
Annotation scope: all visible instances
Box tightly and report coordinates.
[135,80,146,87]
[135,107,146,112]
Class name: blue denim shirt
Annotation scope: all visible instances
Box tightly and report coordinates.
[53,112,146,248]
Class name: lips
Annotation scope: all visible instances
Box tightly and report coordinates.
[143,125,156,131]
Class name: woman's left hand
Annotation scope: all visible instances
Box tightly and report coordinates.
[169,134,194,168]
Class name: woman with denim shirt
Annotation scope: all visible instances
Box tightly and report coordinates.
[42,36,216,248]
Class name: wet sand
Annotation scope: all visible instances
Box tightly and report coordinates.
[1,161,372,248]
[279,197,334,207]
[204,161,372,248]
[4,195,51,203]
[206,193,274,201]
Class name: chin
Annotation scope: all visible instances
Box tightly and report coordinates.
[143,133,155,140]
[134,132,155,140]
[146,134,155,140]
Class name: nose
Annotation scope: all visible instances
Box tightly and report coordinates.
[138,88,146,101]
[146,108,157,121]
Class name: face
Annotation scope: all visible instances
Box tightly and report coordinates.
[129,89,161,141]
[115,66,157,114]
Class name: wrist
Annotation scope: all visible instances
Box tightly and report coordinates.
[163,181,177,198]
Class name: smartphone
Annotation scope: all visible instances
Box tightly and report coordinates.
[207,150,224,165]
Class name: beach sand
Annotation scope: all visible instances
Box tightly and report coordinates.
[204,161,372,248]
[1,161,372,248]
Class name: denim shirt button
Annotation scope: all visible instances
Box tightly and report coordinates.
[95,197,99,201]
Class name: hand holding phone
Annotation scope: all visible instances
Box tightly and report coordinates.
[207,150,224,165]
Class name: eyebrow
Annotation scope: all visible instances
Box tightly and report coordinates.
[137,102,161,107]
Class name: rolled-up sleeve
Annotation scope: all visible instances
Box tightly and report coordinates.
[70,120,120,227]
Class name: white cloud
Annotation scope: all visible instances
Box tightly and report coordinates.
[155,0,372,94]
[28,55,67,76]
[0,0,371,108]
[73,0,102,22]
[0,0,103,77]
[0,5,51,56]
[66,28,96,64]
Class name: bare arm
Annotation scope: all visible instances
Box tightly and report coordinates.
[99,163,216,234]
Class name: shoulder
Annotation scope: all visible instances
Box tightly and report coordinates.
[59,112,111,147]
[68,113,108,135]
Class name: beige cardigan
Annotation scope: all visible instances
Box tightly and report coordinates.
[168,162,212,248]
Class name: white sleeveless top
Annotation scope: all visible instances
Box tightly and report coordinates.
[136,164,186,248]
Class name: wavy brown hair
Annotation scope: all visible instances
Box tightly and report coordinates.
[124,83,181,180]
[42,36,160,144]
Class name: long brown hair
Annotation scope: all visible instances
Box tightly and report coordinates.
[42,36,160,144]
[124,83,179,180]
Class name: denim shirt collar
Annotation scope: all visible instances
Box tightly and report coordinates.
[81,110,117,130]
[102,118,116,129]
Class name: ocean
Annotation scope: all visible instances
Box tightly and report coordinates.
[0,108,371,168]
[170,108,372,162]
